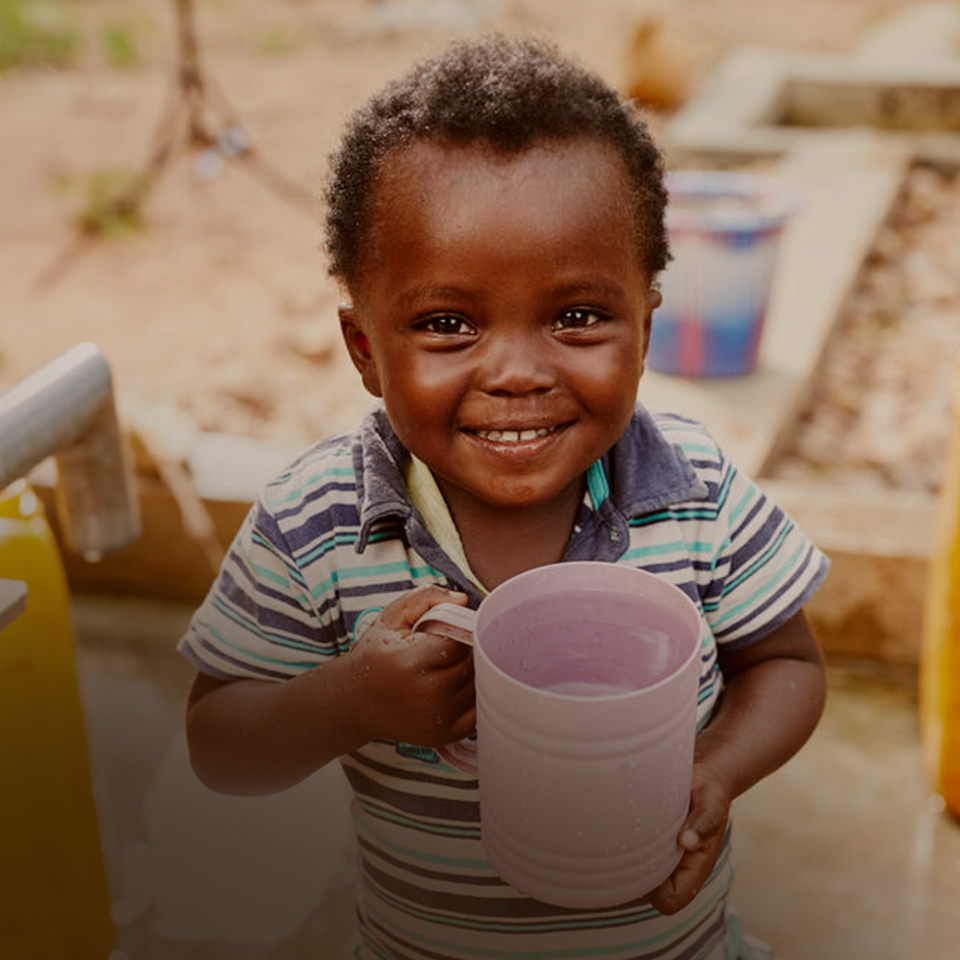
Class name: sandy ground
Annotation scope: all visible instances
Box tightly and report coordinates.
[0,0,923,454]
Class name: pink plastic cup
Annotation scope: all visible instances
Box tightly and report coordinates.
[413,561,702,909]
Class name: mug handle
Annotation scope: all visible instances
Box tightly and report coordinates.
[412,602,480,776]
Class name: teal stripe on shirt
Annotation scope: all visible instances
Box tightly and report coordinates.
[275,466,356,504]
[310,561,443,600]
[249,530,308,589]
[711,540,806,629]
[719,520,793,598]
[201,615,319,668]
[622,539,713,561]
[210,597,322,655]
[727,485,755,525]
[297,529,361,565]
[357,800,481,840]
[351,806,489,870]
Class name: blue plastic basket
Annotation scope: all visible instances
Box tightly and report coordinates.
[649,171,796,378]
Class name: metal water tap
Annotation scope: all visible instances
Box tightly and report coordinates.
[0,343,141,624]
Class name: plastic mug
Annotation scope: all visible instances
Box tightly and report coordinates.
[413,561,702,909]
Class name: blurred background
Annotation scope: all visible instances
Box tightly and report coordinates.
[2,1,960,958]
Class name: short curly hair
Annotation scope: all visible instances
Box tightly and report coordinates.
[323,34,670,291]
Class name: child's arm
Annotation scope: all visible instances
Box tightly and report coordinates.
[184,585,476,796]
[646,609,826,915]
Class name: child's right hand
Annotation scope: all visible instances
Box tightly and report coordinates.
[643,762,730,915]
[348,584,476,749]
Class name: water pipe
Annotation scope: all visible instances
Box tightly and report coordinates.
[0,345,135,955]
[0,342,140,560]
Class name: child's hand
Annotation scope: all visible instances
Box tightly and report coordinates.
[348,584,476,749]
[644,762,730,916]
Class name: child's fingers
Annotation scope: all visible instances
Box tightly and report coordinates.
[646,848,713,915]
[679,828,701,852]
[446,703,477,742]
[378,584,469,631]
[678,805,725,851]
[679,777,730,851]
[414,631,475,671]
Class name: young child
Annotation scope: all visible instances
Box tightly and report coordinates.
[179,35,829,960]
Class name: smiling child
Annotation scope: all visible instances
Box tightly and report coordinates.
[179,35,829,960]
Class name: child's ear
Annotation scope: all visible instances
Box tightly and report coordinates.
[641,288,662,356]
[339,304,383,397]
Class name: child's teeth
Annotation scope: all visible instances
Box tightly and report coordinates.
[476,427,555,442]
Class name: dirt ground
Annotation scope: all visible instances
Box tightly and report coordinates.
[774,163,960,494]
[0,0,942,464]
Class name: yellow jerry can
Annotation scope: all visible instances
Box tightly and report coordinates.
[921,360,960,818]
[0,481,114,956]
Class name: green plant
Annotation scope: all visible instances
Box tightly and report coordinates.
[78,169,145,238]
[0,0,78,70]
[101,22,138,69]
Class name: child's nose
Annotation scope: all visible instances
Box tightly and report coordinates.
[477,332,554,396]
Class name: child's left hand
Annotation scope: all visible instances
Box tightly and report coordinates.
[645,609,826,916]
[644,761,730,915]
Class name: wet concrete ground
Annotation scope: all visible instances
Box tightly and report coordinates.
[71,595,960,960]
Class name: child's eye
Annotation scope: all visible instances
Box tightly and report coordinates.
[552,308,607,331]
[419,315,477,336]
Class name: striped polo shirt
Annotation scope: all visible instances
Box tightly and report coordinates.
[178,403,828,960]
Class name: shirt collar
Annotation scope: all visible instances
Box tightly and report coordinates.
[600,405,708,518]
[354,403,414,551]
[353,402,708,551]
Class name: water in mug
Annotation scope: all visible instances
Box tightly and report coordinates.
[483,589,695,696]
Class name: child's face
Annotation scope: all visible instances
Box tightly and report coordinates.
[340,138,661,517]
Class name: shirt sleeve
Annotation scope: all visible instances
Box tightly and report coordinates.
[699,448,830,650]
[177,497,335,681]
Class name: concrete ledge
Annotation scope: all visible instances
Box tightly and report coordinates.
[643,135,909,477]
[757,480,936,562]
[806,552,930,666]
[32,432,301,604]
[665,3,960,164]
[758,479,937,664]
[37,477,245,604]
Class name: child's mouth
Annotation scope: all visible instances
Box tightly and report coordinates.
[467,424,565,444]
